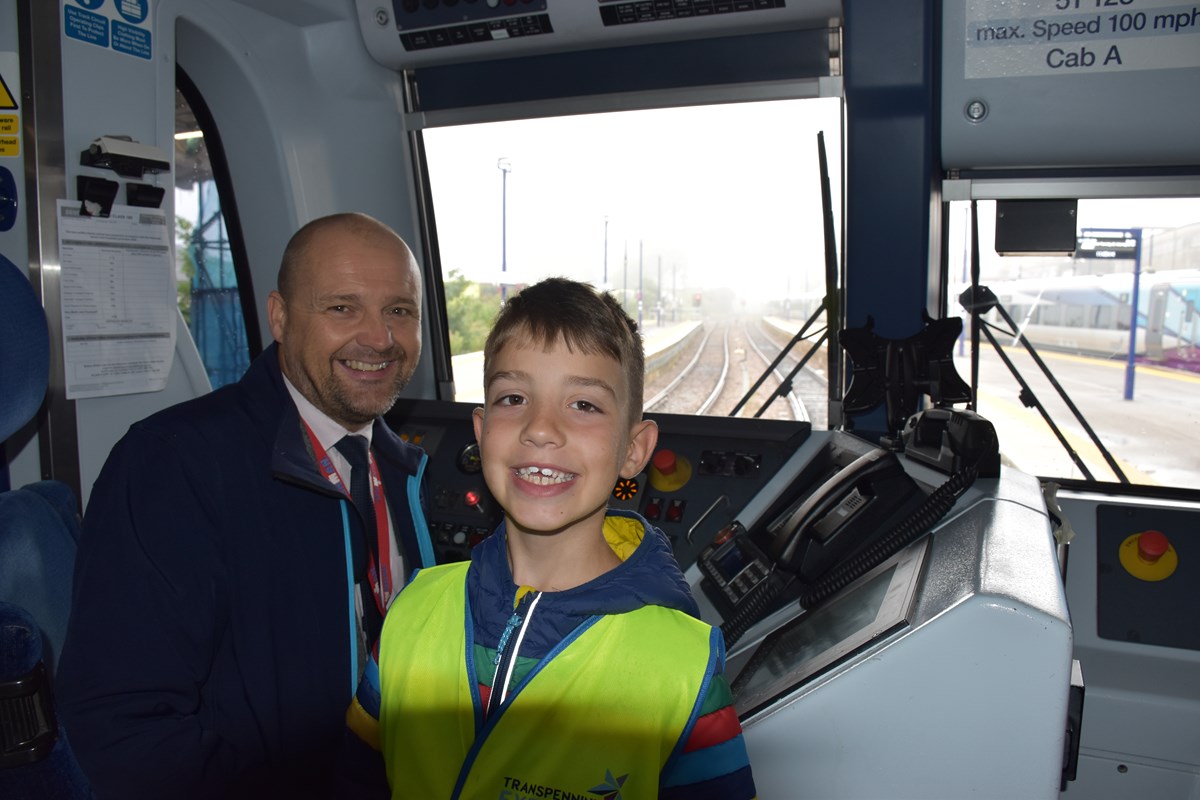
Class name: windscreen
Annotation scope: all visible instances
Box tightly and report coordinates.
[948,197,1200,490]
[421,98,843,428]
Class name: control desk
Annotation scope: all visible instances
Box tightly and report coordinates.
[686,429,1076,799]
[384,398,809,568]
[384,401,1076,798]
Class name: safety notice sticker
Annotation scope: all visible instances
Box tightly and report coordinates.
[64,0,153,61]
[0,53,19,158]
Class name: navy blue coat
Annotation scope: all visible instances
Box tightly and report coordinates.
[57,344,433,799]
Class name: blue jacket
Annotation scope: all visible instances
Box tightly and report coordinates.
[469,511,700,655]
[57,344,433,799]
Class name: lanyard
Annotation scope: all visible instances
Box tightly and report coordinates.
[302,421,394,613]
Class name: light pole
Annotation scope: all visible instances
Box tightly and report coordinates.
[603,215,609,288]
[637,239,644,328]
[498,157,512,303]
[656,255,662,326]
[622,241,628,315]
[1123,228,1143,401]
[672,262,678,322]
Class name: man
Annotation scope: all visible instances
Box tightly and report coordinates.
[57,213,436,798]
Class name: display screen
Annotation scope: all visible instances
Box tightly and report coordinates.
[732,540,926,718]
[714,542,751,581]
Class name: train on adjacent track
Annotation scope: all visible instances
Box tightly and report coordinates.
[966,269,1200,371]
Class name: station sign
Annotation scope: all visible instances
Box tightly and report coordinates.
[1076,229,1138,259]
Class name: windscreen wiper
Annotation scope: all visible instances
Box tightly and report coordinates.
[962,201,1129,484]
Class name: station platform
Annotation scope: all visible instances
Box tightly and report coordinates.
[450,319,701,403]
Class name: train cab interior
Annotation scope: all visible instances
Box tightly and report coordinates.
[1,1,1198,797]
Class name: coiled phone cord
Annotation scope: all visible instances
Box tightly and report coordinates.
[798,462,980,609]
[721,568,796,649]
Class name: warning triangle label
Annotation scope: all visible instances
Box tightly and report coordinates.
[0,72,17,110]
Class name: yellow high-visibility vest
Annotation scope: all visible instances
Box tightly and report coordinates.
[378,561,717,800]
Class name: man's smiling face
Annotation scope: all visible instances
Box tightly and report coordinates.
[269,224,422,430]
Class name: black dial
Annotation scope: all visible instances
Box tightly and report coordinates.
[457,442,482,473]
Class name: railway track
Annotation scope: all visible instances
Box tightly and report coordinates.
[643,318,829,425]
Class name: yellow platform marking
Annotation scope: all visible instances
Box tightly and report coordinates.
[1027,347,1200,385]
[976,387,1156,485]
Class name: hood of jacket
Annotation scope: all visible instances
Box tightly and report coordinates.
[467,509,699,658]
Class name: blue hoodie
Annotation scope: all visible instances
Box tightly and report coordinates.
[469,510,700,663]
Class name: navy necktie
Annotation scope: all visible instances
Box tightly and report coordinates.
[334,434,383,643]
[335,435,377,565]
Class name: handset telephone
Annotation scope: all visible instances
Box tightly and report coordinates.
[698,437,930,646]
[764,447,923,585]
[701,420,989,646]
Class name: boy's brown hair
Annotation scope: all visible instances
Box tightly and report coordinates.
[482,277,645,425]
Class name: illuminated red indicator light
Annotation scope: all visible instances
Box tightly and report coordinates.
[713,525,737,546]
[464,490,481,507]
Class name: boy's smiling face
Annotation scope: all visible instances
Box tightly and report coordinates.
[473,332,656,540]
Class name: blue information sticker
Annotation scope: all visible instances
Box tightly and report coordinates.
[113,0,149,25]
[112,20,152,60]
[64,5,109,48]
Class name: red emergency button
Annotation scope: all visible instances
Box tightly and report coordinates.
[1137,530,1169,562]
[1119,529,1178,582]
[648,448,692,492]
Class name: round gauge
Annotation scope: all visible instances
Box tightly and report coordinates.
[457,442,482,473]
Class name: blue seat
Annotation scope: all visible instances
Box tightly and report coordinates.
[0,253,50,486]
[0,253,93,797]
[0,480,81,675]
[0,602,93,797]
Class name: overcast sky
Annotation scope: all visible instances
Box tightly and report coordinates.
[422,98,845,306]
[424,99,1200,308]
[176,96,1200,303]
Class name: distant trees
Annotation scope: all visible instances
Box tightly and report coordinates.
[175,216,197,325]
[444,269,502,354]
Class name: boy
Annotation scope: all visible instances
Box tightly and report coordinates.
[343,278,756,799]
